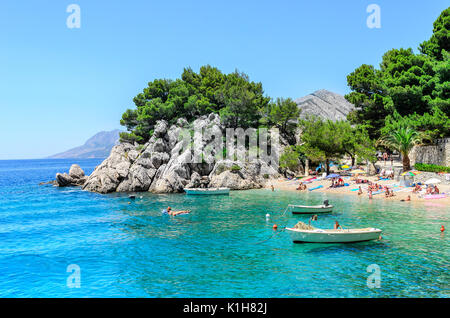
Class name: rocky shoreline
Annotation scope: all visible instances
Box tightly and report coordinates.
[47,114,281,194]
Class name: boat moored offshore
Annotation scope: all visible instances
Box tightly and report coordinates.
[286,226,382,243]
[288,204,334,214]
[184,187,230,195]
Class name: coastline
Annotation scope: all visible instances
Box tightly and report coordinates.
[266,175,450,206]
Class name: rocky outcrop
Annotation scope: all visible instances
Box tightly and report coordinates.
[55,164,87,187]
[208,159,278,190]
[52,113,281,193]
[295,89,355,121]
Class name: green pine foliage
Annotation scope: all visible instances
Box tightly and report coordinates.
[346,7,450,140]
[120,66,272,143]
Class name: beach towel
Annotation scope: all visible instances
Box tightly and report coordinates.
[308,185,323,191]
[424,194,446,200]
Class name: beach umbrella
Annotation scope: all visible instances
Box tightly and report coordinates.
[401,171,421,176]
[350,169,365,174]
[326,173,340,178]
[424,178,441,185]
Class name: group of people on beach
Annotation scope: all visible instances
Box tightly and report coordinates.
[378,168,394,179]
[356,182,397,200]
[426,185,440,194]
[412,184,440,194]
[329,177,345,188]
[296,182,307,191]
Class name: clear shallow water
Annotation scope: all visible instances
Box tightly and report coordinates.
[0,159,448,298]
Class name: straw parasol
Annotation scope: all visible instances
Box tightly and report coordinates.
[424,178,441,185]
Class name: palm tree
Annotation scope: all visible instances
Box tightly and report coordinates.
[376,126,430,171]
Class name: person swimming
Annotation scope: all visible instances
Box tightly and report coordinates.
[401,195,411,202]
[334,221,342,230]
[162,206,191,216]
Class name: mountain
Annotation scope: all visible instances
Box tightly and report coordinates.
[294,89,355,121]
[47,130,122,159]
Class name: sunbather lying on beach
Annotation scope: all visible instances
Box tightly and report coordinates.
[413,184,422,193]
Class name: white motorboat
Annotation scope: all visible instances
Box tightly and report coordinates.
[184,187,230,195]
[286,226,382,243]
[288,204,333,214]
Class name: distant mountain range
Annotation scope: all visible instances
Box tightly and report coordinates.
[294,89,354,121]
[47,130,121,159]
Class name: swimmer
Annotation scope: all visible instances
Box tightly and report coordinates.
[162,206,191,216]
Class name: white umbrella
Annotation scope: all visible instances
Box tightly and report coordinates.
[424,178,441,185]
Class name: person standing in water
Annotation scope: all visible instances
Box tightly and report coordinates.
[334,221,343,230]
[309,214,318,225]
[358,186,363,195]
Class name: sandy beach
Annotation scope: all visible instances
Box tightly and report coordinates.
[267,173,450,206]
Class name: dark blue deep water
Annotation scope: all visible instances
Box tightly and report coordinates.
[0,159,448,297]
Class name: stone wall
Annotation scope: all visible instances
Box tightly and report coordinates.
[410,138,450,167]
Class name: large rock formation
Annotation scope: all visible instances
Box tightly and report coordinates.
[78,113,280,193]
[48,89,357,194]
[295,89,355,121]
[55,164,87,187]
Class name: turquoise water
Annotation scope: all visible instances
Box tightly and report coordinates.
[0,159,448,297]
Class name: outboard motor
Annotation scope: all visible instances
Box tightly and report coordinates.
[323,200,329,207]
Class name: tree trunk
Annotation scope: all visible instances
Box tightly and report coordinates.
[325,158,330,175]
[305,159,310,176]
[402,153,411,171]
[351,156,355,167]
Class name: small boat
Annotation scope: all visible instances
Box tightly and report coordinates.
[286,227,382,243]
[288,204,333,214]
[184,187,230,195]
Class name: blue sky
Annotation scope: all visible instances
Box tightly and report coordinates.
[0,0,448,159]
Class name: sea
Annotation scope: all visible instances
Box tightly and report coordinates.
[0,159,448,297]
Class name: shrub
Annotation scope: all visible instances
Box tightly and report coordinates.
[231,164,241,172]
[414,163,450,173]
